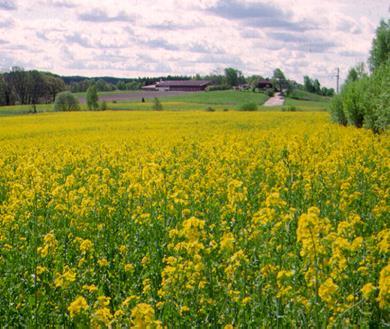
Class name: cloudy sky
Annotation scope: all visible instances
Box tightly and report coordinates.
[0,0,388,87]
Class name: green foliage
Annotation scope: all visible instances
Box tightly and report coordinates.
[152,97,163,111]
[363,62,390,133]
[282,105,298,112]
[206,84,230,91]
[288,89,328,102]
[86,85,99,110]
[53,92,80,112]
[272,68,287,91]
[266,89,275,97]
[224,68,244,87]
[342,78,369,128]
[330,62,390,133]
[369,19,390,72]
[303,76,334,96]
[329,95,347,126]
[0,75,7,106]
[239,102,258,111]
[100,101,108,111]
[205,106,215,112]
[0,68,66,106]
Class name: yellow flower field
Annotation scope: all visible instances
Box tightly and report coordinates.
[0,111,389,327]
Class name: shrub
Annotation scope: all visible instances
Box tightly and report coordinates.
[282,105,298,112]
[329,95,347,126]
[239,102,258,111]
[342,78,369,128]
[265,89,275,97]
[100,101,108,111]
[364,62,390,133]
[53,92,80,112]
[206,107,215,112]
[152,98,163,111]
[223,108,229,112]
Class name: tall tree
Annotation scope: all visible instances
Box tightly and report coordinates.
[45,74,66,102]
[303,76,314,93]
[86,84,99,110]
[272,68,287,91]
[224,67,243,87]
[369,19,390,71]
[313,79,321,94]
[29,71,46,113]
[8,67,30,104]
[0,75,6,106]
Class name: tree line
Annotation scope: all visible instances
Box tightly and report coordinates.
[0,67,66,108]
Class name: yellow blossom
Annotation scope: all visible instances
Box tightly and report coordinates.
[68,296,88,318]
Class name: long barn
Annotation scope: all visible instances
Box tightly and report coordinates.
[142,80,211,92]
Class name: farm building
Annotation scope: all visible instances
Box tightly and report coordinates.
[142,80,211,92]
[257,80,273,89]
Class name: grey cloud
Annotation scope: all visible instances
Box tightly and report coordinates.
[78,9,134,23]
[207,0,315,32]
[44,0,76,8]
[0,0,17,10]
[0,38,8,44]
[0,16,14,28]
[36,31,49,41]
[196,53,243,66]
[144,38,179,51]
[65,32,128,49]
[339,50,366,57]
[187,42,225,54]
[268,32,307,43]
[240,29,261,39]
[294,40,337,53]
[147,20,198,31]
[337,19,362,34]
[65,32,93,48]
[95,52,128,63]
[267,32,337,53]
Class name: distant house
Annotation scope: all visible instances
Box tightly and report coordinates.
[142,80,211,92]
[257,80,273,89]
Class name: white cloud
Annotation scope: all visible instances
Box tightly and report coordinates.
[0,0,388,86]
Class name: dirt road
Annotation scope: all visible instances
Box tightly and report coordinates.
[264,92,285,107]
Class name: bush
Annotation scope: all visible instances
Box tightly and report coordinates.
[364,62,390,133]
[53,92,80,112]
[206,107,215,112]
[282,105,298,112]
[152,97,163,111]
[223,108,229,112]
[266,89,275,97]
[206,84,230,91]
[342,78,369,128]
[239,102,258,111]
[329,95,347,126]
[100,101,108,111]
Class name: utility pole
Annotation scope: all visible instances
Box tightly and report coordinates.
[336,68,340,94]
